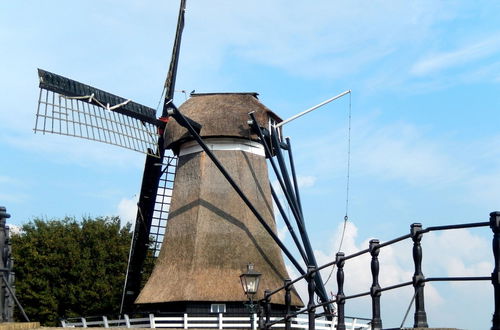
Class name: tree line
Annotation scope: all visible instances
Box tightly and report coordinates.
[11,217,134,326]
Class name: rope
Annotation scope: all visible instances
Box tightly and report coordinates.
[156,87,166,112]
[324,91,352,287]
[60,93,131,111]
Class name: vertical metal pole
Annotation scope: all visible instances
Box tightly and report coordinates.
[264,290,271,330]
[284,279,292,330]
[250,298,256,330]
[336,253,346,330]
[5,226,13,322]
[269,125,332,315]
[258,301,264,330]
[0,207,7,322]
[490,211,500,330]
[285,137,303,214]
[307,266,316,330]
[411,223,428,328]
[369,239,382,330]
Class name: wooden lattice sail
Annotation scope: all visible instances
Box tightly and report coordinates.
[136,93,302,312]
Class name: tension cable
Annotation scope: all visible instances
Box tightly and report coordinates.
[324,91,352,287]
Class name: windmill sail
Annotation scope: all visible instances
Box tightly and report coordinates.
[35,69,160,156]
[149,156,177,257]
[120,0,187,313]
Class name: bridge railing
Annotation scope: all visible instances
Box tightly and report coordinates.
[261,211,500,330]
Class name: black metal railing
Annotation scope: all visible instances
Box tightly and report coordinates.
[260,211,500,330]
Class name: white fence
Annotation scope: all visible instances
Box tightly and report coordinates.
[61,314,371,329]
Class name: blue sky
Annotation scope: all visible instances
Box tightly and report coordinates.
[1,1,499,328]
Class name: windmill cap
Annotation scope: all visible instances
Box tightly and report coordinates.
[164,93,282,155]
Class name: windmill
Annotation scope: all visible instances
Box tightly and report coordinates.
[33,0,338,317]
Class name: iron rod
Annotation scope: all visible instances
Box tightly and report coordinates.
[275,90,351,128]
[270,127,302,221]
[411,223,428,328]
[307,266,316,330]
[422,221,489,233]
[270,185,309,264]
[490,211,500,330]
[336,252,346,330]
[369,239,382,330]
[248,113,304,225]
[285,137,303,216]
[269,125,332,313]
[1,274,29,322]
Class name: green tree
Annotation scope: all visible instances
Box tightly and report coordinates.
[11,217,132,326]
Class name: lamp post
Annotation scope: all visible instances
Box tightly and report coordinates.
[240,263,262,330]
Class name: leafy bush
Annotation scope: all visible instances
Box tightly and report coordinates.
[11,217,131,326]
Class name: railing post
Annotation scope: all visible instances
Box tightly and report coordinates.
[411,223,428,328]
[307,266,316,330]
[124,314,131,328]
[284,278,292,330]
[183,313,188,329]
[103,316,109,328]
[149,313,156,328]
[218,312,223,329]
[264,290,271,330]
[369,239,382,330]
[336,252,346,330]
[258,301,264,330]
[81,317,87,328]
[490,211,500,330]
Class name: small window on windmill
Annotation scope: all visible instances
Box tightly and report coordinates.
[210,304,226,313]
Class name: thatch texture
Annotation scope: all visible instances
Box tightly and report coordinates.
[137,93,301,307]
[136,150,301,306]
[164,93,281,154]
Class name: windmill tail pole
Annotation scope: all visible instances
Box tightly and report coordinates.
[275,90,351,128]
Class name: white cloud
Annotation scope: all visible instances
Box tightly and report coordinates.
[411,34,500,76]
[353,122,471,187]
[175,0,453,89]
[0,176,13,184]
[297,175,317,189]
[8,224,22,235]
[116,187,172,228]
[277,225,288,241]
[117,195,138,226]
[0,193,29,204]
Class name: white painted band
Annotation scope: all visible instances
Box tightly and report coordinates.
[179,138,265,157]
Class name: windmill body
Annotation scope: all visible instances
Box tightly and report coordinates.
[32,0,334,318]
[136,93,302,313]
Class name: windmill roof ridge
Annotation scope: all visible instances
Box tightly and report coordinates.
[191,92,259,98]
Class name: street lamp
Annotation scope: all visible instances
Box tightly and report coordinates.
[240,263,261,330]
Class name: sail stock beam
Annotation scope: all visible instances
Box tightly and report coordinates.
[38,69,158,124]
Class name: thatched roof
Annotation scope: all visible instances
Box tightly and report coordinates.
[137,93,301,307]
[136,150,302,306]
[164,93,282,154]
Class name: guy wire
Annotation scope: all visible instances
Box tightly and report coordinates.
[323,91,352,287]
